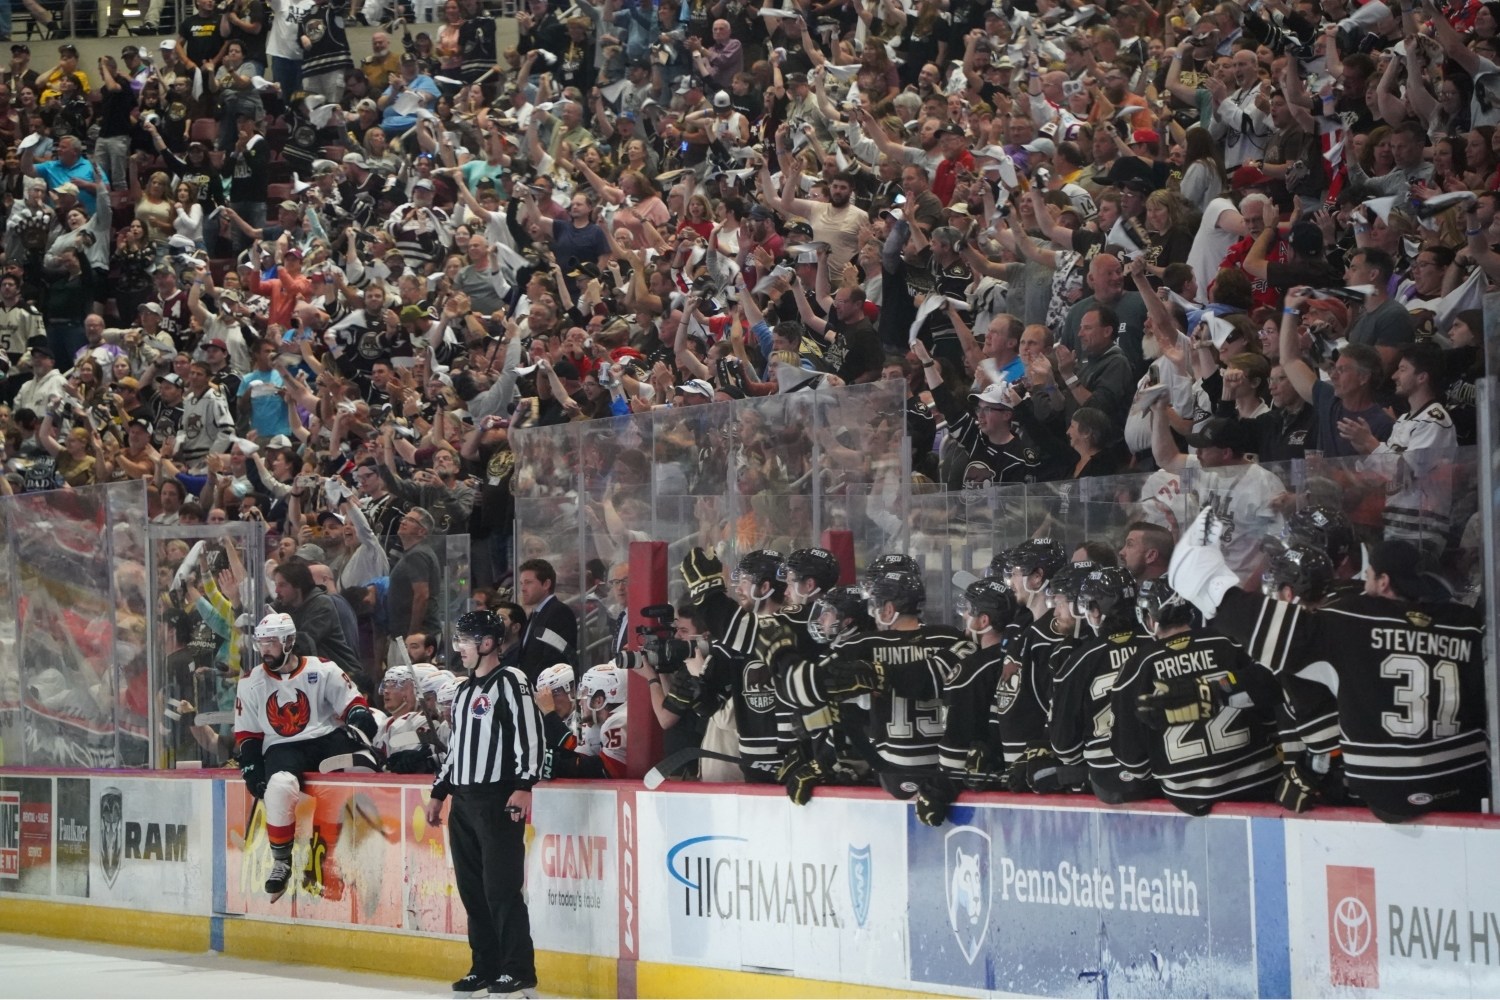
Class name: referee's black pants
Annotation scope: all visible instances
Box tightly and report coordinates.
[449,786,536,984]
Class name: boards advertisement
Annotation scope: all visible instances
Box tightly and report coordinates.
[1286,819,1500,998]
[525,786,618,957]
[0,775,51,894]
[907,802,1258,997]
[634,791,910,988]
[87,777,211,913]
[225,780,404,928]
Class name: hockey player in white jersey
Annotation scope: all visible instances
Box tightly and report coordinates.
[233,613,379,900]
[373,665,445,774]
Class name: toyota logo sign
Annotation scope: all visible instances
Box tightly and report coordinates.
[1333,895,1373,957]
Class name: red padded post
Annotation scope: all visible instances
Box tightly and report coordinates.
[623,540,667,779]
[821,529,856,586]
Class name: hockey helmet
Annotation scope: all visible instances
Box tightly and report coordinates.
[732,548,787,586]
[783,547,841,596]
[254,611,297,644]
[1262,543,1334,603]
[454,609,506,643]
[1134,577,1202,634]
[1010,538,1068,581]
[807,585,872,644]
[435,678,462,711]
[1283,504,1356,569]
[866,568,926,623]
[381,664,416,689]
[536,663,576,694]
[862,553,920,589]
[579,665,625,716]
[1074,566,1138,631]
[956,577,1018,625]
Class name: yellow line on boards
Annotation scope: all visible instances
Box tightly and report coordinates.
[635,961,954,999]
[0,900,210,952]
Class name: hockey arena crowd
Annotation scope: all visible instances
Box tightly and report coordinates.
[0,0,1494,835]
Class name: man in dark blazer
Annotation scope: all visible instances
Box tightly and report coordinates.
[515,558,578,684]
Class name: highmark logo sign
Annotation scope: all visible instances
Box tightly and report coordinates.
[666,834,844,927]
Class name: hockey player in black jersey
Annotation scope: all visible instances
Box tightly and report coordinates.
[1000,561,1097,787]
[1112,579,1283,816]
[1172,512,1490,821]
[1045,567,1155,802]
[939,578,1021,789]
[1007,538,1069,621]
[778,547,842,655]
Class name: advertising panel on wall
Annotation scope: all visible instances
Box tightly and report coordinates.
[906,802,1257,997]
[634,790,910,987]
[87,776,211,913]
[0,775,51,894]
[1285,818,1500,998]
[526,786,619,957]
[401,784,466,937]
[224,780,404,928]
[53,776,88,898]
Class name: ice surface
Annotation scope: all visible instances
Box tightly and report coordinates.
[0,934,443,999]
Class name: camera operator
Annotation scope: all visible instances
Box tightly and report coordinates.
[620,600,713,776]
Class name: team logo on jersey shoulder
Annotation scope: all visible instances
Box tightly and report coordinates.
[471,694,492,718]
[307,672,319,684]
[1108,630,1135,644]
[1405,610,1433,629]
[266,690,312,736]
[1165,635,1192,651]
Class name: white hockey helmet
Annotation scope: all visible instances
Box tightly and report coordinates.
[253,611,297,644]
[435,678,461,710]
[382,664,416,689]
[579,665,625,712]
[536,663,576,693]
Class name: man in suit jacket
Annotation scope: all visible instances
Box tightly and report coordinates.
[516,558,578,684]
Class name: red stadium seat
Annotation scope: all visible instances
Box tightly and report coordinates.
[189,118,218,145]
[267,183,292,203]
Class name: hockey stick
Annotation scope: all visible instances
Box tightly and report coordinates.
[643,747,747,789]
[641,746,1007,790]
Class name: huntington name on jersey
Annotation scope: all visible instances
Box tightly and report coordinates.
[1112,631,1283,815]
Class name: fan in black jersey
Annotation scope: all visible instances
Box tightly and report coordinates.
[999,561,1096,788]
[1045,567,1155,802]
[1112,579,1283,816]
[1007,538,1068,620]
[1172,513,1490,822]
[939,578,1021,790]
[913,338,1043,485]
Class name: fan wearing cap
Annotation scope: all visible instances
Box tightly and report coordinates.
[245,242,314,330]
[1151,407,1285,586]
[930,123,974,206]
[913,337,1043,484]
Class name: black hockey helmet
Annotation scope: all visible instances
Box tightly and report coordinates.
[1045,560,1097,602]
[454,609,505,643]
[808,585,872,644]
[866,569,926,617]
[732,548,787,587]
[1010,538,1068,582]
[1074,567,1138,626]
[957,578,1018,625]
[1284,504,1356,569]
[783,547,841,594]
[1262,543,1334,602]
[863,553,920,589]
[1135,577,1202,634]
[985,546,1016,583]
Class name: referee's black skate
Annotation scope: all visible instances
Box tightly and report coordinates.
[489,975,537,999]
[451,973,490,998]
[264,859,291,901]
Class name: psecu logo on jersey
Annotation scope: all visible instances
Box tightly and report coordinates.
[471,694,492,718]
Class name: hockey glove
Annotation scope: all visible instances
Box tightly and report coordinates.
[238,739,268,799]
[1004,746,1045,793]
[1275,760,1318,813]
[346,704,378,742]
[1135,673,1235,729]
[962,742,1003,791]
[819,659,884,699]
[385,745,440,774]
[753,617,798,672]
[915,780,955,828]
[1167,508,1240,619]
[776,743,827,806]
[1024,746,1069,794]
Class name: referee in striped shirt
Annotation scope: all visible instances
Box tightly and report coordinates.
[425,610,545,999]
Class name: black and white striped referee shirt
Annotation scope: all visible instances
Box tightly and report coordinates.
[432,665,545,797]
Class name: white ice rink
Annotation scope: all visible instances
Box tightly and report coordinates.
[0,934,447,999]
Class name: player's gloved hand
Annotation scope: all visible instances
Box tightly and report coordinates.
[1003,746,1043,792]
[1135,673,1236,728]
[540,748,556,781]
[962,742,1002,790]
[385,745,440,774]
[915,780,955,827]
[240,758,267,799]
[754,616,797,671]
[1168,508,1240,619]
[776,743,826,806]
[662,672,702,715]
[1275,759,1318,813]
[819,658,883,698]
[1024,746,1066,793]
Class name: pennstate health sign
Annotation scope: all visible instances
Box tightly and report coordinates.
[1287,820,1500,998]
[906,802,1258,996]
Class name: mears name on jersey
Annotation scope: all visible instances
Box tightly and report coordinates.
[233,658,365,752]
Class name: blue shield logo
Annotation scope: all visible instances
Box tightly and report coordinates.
[944,825,992,965]
[848,843,872,928]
